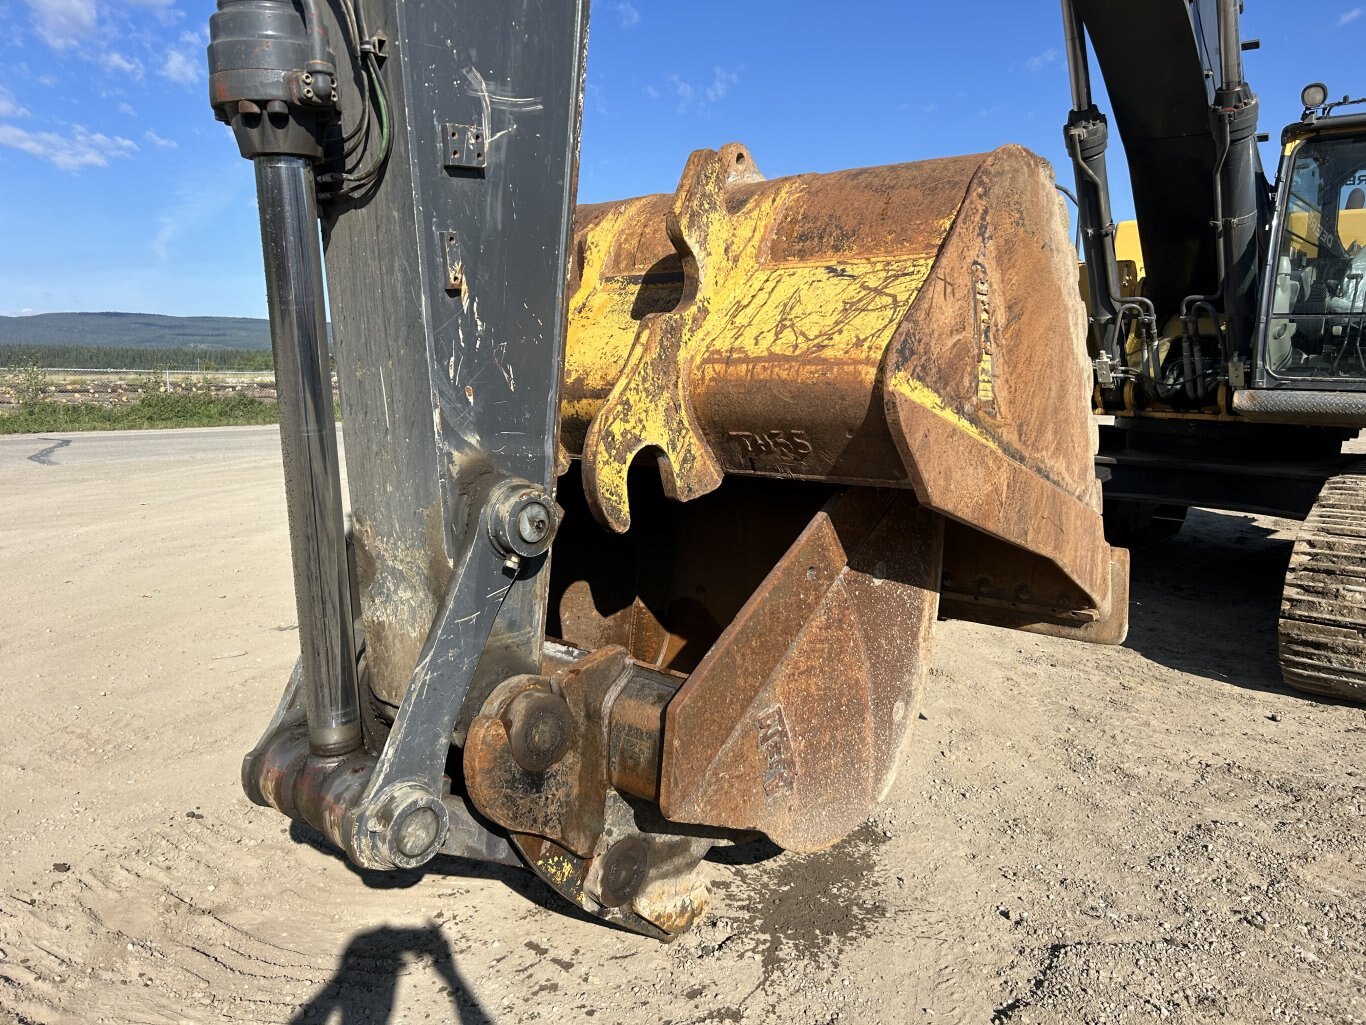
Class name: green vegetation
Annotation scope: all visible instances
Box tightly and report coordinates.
[0,344,276,371]
[0,392,282,434]
[0,315,345,433]
[2,362,48,406]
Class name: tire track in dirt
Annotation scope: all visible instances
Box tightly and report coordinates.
[0,812,529,1024]
[5,430,1366,1025]
[1,827,330,1023]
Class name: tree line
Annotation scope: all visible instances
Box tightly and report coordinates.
[0,345,275,372]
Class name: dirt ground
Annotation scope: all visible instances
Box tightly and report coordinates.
[1,426,1362,1025]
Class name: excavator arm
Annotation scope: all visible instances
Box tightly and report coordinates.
[208,0,1126,937]
[1064,0,1266,384]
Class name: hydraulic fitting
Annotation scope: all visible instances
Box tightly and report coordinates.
[207,0,338,160]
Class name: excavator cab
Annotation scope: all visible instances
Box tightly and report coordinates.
[1260,120,1366,386]
[1062,0,1366,703]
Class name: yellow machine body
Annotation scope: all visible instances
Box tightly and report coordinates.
[558,143,1125,630]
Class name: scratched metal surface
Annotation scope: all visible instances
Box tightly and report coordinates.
[321,0,589,713]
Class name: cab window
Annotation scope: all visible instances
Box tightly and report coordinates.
[1267,136,1366,381]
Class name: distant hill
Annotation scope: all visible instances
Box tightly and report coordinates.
[0,313,273,350]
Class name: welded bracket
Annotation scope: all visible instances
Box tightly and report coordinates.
[440,230,464,292]
[242,477,559,872]
[463,645,712,939]
[345,525,515,868]
[582,142,766,533]
[442,120,487,171]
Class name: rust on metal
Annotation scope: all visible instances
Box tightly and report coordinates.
[546,468,836,675]
[605,672,674,801]
[464,649,626,857]
[536,135,1130,881]
[246,716,375,862]
[263,141,1132,940]
[658,489,943,852]
[561,143,1121,626]
[879,145,1112,620]
[579,142,764,533]
[508,826,709,941]
[474,513,946,930]
[938,520,1130,644]
[463,645,709,939]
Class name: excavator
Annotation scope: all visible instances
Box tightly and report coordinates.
[201,0,1350,939]
[1063,1,1366,702]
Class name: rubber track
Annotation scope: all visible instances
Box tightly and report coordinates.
[1280,461,1366,703]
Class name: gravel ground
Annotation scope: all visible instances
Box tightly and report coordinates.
[0,426,1362,1025]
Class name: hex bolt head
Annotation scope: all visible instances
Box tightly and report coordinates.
[502,688,571,774]
[596,835,651,909]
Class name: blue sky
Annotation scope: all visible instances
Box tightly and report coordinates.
[1,0,1363,318]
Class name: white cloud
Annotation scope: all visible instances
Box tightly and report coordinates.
[159,48,202,86]
[117,101,137,116]
[25,0,95,48]
[1026,48,1059,72]
[667,74,694,112]
[662,66,741,113]
[24,0,98,49]
[705,66,738,103]
[151,169,248,263]
[100,51,144,78]
[124,0,182,29]
[0,88,30,119]
[615,2,640,27]
[0,122,137,171]
[1340,6,1362,24]
[143,128,176,149]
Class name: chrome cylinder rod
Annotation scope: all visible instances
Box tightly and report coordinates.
[253,154,362,756]
[1217,0,1244,87]
[1060,0,1092,110]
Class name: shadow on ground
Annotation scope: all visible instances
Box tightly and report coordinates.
[1121,507,1295,693]
[287,924,490,1025]
[287,821,604,928]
